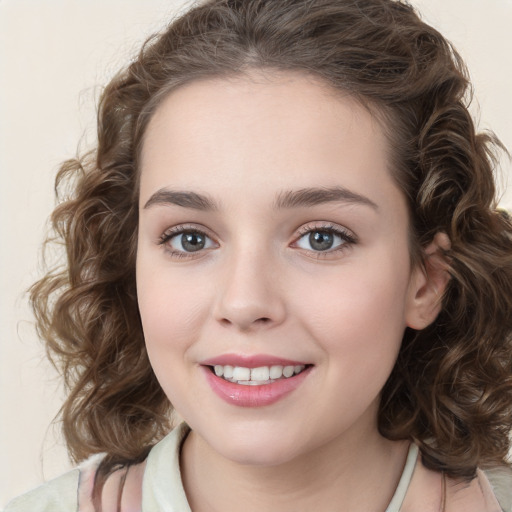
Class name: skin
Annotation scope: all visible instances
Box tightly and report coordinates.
[136,71,448,512]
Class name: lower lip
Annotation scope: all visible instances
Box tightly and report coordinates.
[202,366,312,407]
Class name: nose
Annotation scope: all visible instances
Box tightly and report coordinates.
[213,247,286,332]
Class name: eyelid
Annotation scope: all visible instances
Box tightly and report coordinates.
[158,223,219,257]
[291,222,358,256]
[295,221,356,239]
[158,223,214,242]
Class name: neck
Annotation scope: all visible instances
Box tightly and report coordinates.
[180,419,409,512]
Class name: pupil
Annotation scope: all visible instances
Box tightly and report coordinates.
[309,231,334,251]
[182,232,205,252]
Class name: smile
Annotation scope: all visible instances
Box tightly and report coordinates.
[201,357,313,407]
[211,364,307,385]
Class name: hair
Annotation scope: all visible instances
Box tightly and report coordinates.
[31,0,512,483]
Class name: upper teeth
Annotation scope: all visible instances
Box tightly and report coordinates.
[213,364,306,384]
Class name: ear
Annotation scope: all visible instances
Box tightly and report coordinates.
[405,232,452,330]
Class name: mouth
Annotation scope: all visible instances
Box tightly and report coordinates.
[208,364,311,386]
[201,357,314,407]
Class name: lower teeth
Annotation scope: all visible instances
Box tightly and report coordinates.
[233,379,277,386]
[222,371,306,385]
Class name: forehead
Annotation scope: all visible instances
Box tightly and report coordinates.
[139,71,397,209]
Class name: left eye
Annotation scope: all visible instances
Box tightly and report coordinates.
[294,228,351,252]
[167,230,216,253]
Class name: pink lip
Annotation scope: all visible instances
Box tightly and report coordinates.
[201,354,308,368]
[201,364,313,408]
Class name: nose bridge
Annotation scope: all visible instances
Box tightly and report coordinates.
[214,238,285,330]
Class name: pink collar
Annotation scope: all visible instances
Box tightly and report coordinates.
[400,452,503,512]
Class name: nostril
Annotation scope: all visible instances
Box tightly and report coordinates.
[219,316,271,328]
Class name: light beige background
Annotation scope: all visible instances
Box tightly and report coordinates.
[1,0,511,507]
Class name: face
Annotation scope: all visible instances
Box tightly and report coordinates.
[136,71,424,467]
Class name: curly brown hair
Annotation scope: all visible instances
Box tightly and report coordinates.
[31,0,512,481]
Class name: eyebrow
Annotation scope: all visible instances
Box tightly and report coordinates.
[274,186,378,211]
[143,189,218,211]
[143,185,378,212]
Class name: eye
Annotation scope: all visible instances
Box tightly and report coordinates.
[159,227,217,255]
[293,225,356,253]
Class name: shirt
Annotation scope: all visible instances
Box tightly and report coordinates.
[4,423,512,511]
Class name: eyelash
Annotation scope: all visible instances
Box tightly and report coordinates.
[293,223,357,258]
[157,223,357,259]
[158,225,215,259]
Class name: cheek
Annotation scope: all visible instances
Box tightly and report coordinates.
[136,261,216,413]
[136,258,212,364]
[295,257,410,378]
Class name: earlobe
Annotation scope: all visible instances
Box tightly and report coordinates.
[406,232,452,330]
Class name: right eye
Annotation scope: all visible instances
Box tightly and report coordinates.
[159,227,217,256]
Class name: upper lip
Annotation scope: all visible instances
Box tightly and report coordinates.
[201,354,311,368]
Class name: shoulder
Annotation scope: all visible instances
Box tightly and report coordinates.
[484,466,512,512]
[3,468,81,512]
[3,454,104,512]
[2,425,190,512]
[142,423,191,511]
[402,448,512,512]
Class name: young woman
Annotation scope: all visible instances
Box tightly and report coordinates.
[6,0,512,510]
